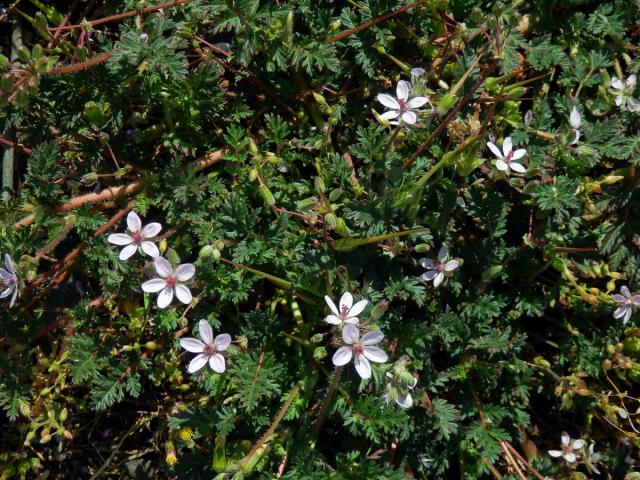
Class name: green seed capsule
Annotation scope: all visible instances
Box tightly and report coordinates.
[259,185,276,206]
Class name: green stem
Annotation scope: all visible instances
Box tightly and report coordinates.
[310,367,342,446]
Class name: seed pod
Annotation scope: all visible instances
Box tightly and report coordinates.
[259,185,276,206]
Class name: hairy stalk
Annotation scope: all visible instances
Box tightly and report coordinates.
[241,386,300,469]
[47,52,112,75]
[35,220,75,260]
[310,367,342,444]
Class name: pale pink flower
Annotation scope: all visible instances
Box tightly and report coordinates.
[377,80,431,126]
[612,285,640,325]
[108,211,161,260]
[611,75,640,112]
[332,324,388,379]
[548,431,585,463]
[324,292,368,326]
[420,246,459,288]
[141,257,194,309]
[180,319,231,373]
[487,136,527,174]
[0,254,19,308]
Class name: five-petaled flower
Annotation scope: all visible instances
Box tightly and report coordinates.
[324,292,368,326]
[141,257,195,309]
[420,246,459,288]
[332,324,388,379]
[108,211,162,260]
[569,107,581,145]
[586,443,602,475]
[487,136,527,174]
[611,74,640,112]
[180,319,231,373]
[548,431,585,463]
[377,80,431,126]
[612,285,640,325]
[0,254,19,308]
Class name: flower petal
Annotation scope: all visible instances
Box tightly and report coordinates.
[361,330,384,346]
[339,292,353,311]
[401,111,417,124]
[611,77,623,89]
[495,159,509,171]
[433,272,444,287]
[437,246,449,263]
[187,353,208,373]
[127,211,142,232]
[511,149,527,160]
[380,110,400,120]
[624,308,632,325]
[564,452,576,463]
[444,259,459,271]
[407,96,429,109]
[627,74,637,89]
[570,107,581,129]
[10,287,18,308]
[180,338,205,353]
[342,324,359,344]
[621,286,631,298]
[396,392,413,409]
[324,295,340,316]
[108,233,134,246]
[141,278,166,293]
[348,299,368,318]
[612,294,626,302]
[377,93,400,110]
[354,354,372,379]
[332,346,353,366]
[510,162,527,173]
[176,263,195,281]
[157,287,174,309]
[561,432,570,447]
[325,314,342,325]
[548,450,563,458]
[363,345,388,363]
[119,243,138,261]
[0,288,12,299]
[141,222,162,238]
[487,142,503,160]
[215,333,232,351]
[198,319,213,345]
[4,254,15,275]
[0,268,11,280]
[422,271,437,281]
[419,258,434,269]
[502,137,513,157]
[175,284,192,304]
[209,353,226,373]
[628,97,640,112]
[614,306,629,319]
[154,257,173,278]
[570,130,580,145]
[140,241,159,258]
[572,439,585,450]
[396,80,411,101]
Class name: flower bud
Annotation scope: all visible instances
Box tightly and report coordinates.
[370,300,389,321]
[19,402,31,417]
[259,185,276,206]
[324,213,337,227]
[159,239,168,255]
[414,244,430,253]
[296,196,317,210]
[310,333,324,343]
[145,341,158,350]
[315,176,325,194]
[24,431,36,445]
[313,346,327,361]
[436,92,457,115]
[199,244,215,258]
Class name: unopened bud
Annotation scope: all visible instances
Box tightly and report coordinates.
[259,185,276,206]
[370,300,389,321]
[313,346,327,361]
[414,244,430,253]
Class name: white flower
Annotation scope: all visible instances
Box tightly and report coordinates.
[141,257,195,309]
[108,211,162,261]
[487,136,527,174]
[324,292,368,326]
[420,246,459,287]
[377,80,431,126]
[569,107,581,145]
[548,431,585,463]
[332,324,388,379]
[0,254,19,308]
[611,75,640,112]
[612,285,640,325]
[384,372,417,409]
[180,319,231,373]
[586,443,601,475]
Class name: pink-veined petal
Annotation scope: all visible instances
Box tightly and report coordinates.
[0,288,11,299]
[325,314,342,325]
[487,142,503,160]
[548,450,563,458]
[444,259,459,271]
[396,80,410,101]
[9,287,18,308]
[127,211,142,232]
[419,258,434,269]
[361,330,384,346]
[0,268,10,279]
[339,292,353,311]
[180,338,205,353]
[332,346,352,366]
[363,345,388,363]
[612,294,626,302]
[140,241,159,258]
[141,278,166,293]
[348,299,368,318]
[621,286,631,298]
[495,159,509,171]
[198,319,213,345]
[342,324,359,344]
[422,270,438,281]
[502,137,513,157]
[108,233,133,246]
[401,111,417,125]
[157,287,174,309]
[614,306,630,319]
[510,162,527,174]
[354,354,372,379]
[187,353,208,373]
[437,246,449,263]
[407,96,429,109]
[561,432,570,447]
[624,308,632,325]
[176,263,195,281]
[631,295,640,307]
[396,392,413,409]
[209,353,226,373]
[4,254,15,275]
[141,222,161,238]
[324,295,340,316]
[511,149,527,160]
[380,110,400,120]
[611,77,623,89]
[175,284,192,304]
[564,452,576,463]
[377,93,400,110]
[572,439,585,450]
[433,272,445,287]
[215,333,232,351]
[119,243,138,261]
[154,257,173,278]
